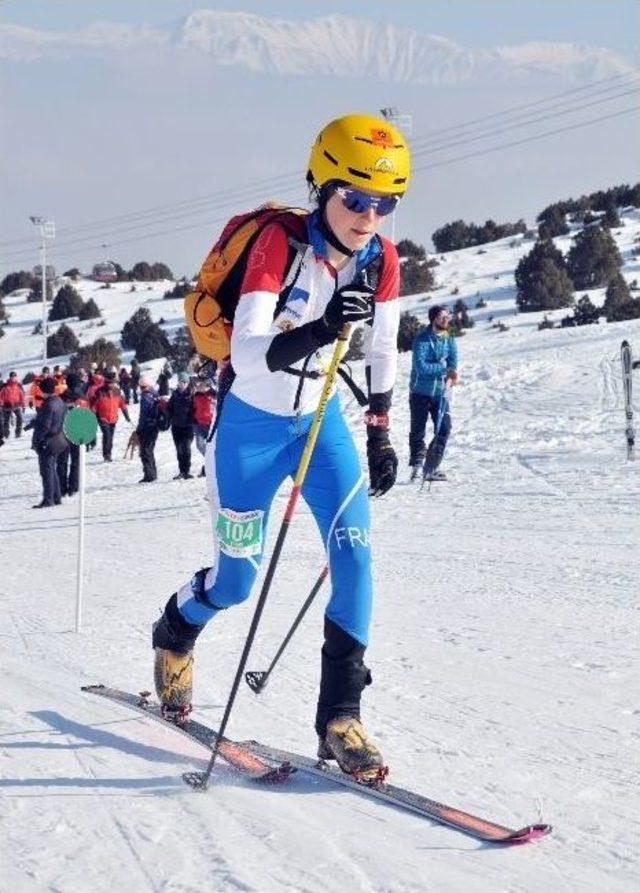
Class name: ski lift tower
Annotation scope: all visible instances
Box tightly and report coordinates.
[29,216,56,361]
[380,107,413,245]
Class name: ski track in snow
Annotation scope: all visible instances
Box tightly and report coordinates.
[1,213,639,891]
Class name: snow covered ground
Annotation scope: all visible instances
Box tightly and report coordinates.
[1,214,639,892]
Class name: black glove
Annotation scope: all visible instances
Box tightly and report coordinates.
[367,429,398,497]
[323,282,375,333]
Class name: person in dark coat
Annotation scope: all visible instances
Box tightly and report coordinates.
[157,363,171,397]
[57,373,89,497]
[136,376,159,483]
[130,360,141,405]
[168,371,194,479]
[31,377,66,508]
[119,366,132,403]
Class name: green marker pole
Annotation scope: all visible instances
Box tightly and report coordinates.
[63,407,99,633]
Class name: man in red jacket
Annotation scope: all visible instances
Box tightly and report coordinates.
[90,369,131,461]
[192,376,217,477]
[0,371,26,438]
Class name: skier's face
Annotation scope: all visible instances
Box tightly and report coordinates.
[324,188,390,253]
[433,310,451,331]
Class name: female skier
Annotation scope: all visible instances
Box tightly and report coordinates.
[152,113,411,779]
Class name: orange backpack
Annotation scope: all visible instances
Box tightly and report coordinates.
[185,204,308,362]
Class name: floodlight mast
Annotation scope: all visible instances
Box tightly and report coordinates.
[29,216,56,361]
[380,107,413,245]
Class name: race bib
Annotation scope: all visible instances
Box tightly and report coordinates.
[216,507,264,558]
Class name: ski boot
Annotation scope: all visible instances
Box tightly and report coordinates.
[422,468,447,483]
[318,716,387,784]
[152,594,202,723]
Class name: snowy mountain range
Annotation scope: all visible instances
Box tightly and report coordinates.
[1,10,636,84]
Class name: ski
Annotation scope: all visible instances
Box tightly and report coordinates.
[81,686,551,844]
[239,739,552,845]
[621,340,635,460]
[81,684,294,783]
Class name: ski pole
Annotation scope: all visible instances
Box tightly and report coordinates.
[183,326,352,791]
[244,564,329,694]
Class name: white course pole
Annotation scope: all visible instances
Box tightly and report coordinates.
[41,238,48,361]
[75,444,87,633]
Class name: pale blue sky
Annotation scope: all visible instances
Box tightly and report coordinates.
[1,2,638,277]
[3,0,638,58]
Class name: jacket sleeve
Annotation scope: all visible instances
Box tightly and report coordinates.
[363,238,400,412]
[230,223,331,375]
[447,336,458,371]
[413,336,446,376]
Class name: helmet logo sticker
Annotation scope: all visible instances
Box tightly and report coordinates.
[370,128,393,147]
[373,157,394,173]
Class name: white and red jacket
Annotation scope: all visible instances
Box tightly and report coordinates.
[230,211,400,416]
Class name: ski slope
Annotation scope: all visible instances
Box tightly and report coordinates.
[1,214,639,892]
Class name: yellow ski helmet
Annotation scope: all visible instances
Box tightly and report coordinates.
[307,113,411,196]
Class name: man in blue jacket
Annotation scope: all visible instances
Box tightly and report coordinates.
[409,305,459,480]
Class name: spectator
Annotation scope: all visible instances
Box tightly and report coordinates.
[408,305,459,481]
[30,377,67,508]
[29,366,51,410]
[119,366,132,403]
[157,363,171,397]
[90,369,131,462]
[0,373,4,447]
[136,375,160,483]
[1,371,26,438]
[168,371,194,479]
[192,377,217,477]
[57,372,89,497]
[130,359,141,404]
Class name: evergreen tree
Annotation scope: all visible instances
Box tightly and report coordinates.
[537,206,569,239]
[397,311,426,352]
[515,239,573,311]
[603,273,637,322]
[72,337,121,370]
[121,307,154,351]
[0,270,36,296]
[78,298,102,320]
[168,326,197,372]
[164,280,192,300]
[451,299,474,334]
[0,294,7,325]
[150,262,174,280]
[49,284,83,321]
[566,226,622,289]
[135,323,171,362]
[561,295,601,327]
[400,258,435,295]
[396,239,426,261]
[47,323,80,357]
[26,280,54,303]
[573,294,601,325]
[601,205,622,229]
[129,261,153,281]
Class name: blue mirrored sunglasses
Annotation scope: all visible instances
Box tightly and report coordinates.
[335,186,400,217]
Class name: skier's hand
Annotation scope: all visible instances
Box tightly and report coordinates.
[367,430,398,497]
[445,369,459,385]
[323,283,375,333]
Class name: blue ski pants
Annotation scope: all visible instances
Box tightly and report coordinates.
[176,393,372,645]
